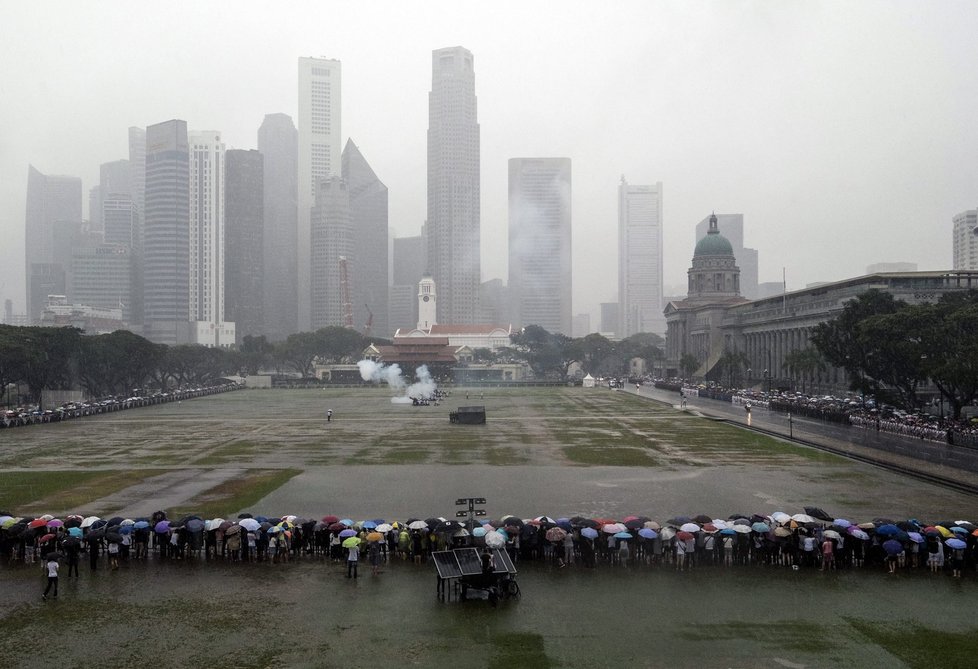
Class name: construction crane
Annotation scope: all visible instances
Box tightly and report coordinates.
[364,304,373,337]
[338,256,354,329]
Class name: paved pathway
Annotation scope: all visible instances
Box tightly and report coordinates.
[83,468,246,518]
[633,385,978,490]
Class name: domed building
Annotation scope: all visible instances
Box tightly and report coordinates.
[664,213,749,379]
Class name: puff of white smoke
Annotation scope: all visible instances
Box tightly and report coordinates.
[357,359,405,389]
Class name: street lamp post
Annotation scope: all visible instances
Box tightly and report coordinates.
[455,497,487,541]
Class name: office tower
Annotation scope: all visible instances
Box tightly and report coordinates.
[225,149,264,343]
[70,243,132,323]
[128,127,146,327]
[618,179,664,337]
[427,46,480,324]
[188,130,234,347]
[479,278,508,325]
[694,214,758,299]
[953,210,978,270]
[103,197,136,247]
[600,302,619,336]
[508,157,572,335]
[25,165,82,323]
[143,119,190,345]
[89,186,102,231]
[310,176,352,329]
[342,139,388,337]
[390,235,424,334]
[298,57,342,331]
[572,313,591,338]
[258,113,298,340]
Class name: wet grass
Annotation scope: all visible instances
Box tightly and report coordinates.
[168,468,301,519]
[562,444,661,467]
[0,469,166,515]
[489,632,554,668]
[846,619,978,667]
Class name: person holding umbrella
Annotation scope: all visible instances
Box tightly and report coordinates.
[41,553,59,600]
[346,539,360,579]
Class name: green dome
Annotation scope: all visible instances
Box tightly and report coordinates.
[694,232,733,257]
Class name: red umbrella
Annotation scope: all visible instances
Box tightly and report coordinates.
[328,522,346,532]
[38,533,56,543]
[29,518,47,529]
[322,515,340,524]
[677,531,694,542]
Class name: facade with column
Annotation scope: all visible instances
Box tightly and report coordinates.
[665,269,978,392]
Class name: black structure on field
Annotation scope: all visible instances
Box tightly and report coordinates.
[449,405,486,424]
[433,548,519,602]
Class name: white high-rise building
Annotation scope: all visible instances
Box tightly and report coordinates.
[618,179,664,337]
[508,157,572,335]
[953,210,978,270]
[427,46,480,324]
[298,57,342,331]
[418,274,436,331]
[188,130,234,347]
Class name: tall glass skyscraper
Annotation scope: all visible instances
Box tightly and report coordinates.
[143,119,190,345]
[258,113,298,340]
[298,57,341,331]
[508,157,572,335]
[618,179,664,337]
[427,46,480,324]
[225,149,264,344]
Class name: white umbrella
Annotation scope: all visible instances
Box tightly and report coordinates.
[485,531,505,549]
[408,520,428,530]
[80,516,101,528]
[375,523,393,533]
[791,513,815,524]
[239,518,261,532]
[680,522,701,533]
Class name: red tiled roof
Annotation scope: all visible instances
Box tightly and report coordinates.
[427,324,510,335]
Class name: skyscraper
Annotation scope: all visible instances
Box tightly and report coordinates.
[310,176,352,329]
[128,126,146,327]
[258,113,298,340]
[225,149,264,343]
[953,210,978,270]
[143,119,190,345]
[694,214,758,299]
[618,179,664,337]
[70,243,132,323]
[188,130,234,347]
[342,139,388,337]
[508,157,572,335]
[25,165,82,323]
[298,57,342,331]
[427,46,480,324]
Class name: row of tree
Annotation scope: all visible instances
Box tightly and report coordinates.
[0,325,380,406]
[1,322,667,406]
[810,289,978,419]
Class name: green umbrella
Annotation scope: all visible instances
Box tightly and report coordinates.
[342,537,361,549]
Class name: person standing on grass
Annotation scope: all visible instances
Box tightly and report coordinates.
[347,543,359,579]
[327,409,333,422]
[42,556,59,600]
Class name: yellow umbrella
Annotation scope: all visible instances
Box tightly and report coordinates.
[934,525,953,539]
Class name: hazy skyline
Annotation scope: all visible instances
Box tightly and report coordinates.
[3,1,977,327]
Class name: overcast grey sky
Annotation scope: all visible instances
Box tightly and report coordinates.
[2,1,977,324]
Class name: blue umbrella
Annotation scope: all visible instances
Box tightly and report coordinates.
[362,521,377,529]
[338,528,357,538]
[720,528,737,536]
[581,527,599,540]
[882,539,904,555]
[949,526,968,535]
[557,520,573,531]
[876,524,901,536]
[751,522,770,533]
[614,531,632,540]
[946,538,967,550]
[68,527,83,538]
[133,520,150,530]
[638,528,658,540]
[340,519,354,527]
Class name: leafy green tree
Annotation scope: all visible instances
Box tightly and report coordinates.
[715,349,750,387]
[239,334,275,375]
[811,289,904,395]
[781,348,826,394]
[276,332,321,377]
[0,326,30,407]
[17,326,82,406]
[919,293,978,418]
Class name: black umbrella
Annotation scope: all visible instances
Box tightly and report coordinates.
[106,516,125,527]
[105,531,123,543]
[693,514,712,524]
[424,517,444,530]
[237,513,253,519]
[804,507,833,522]
[624,519,645,530]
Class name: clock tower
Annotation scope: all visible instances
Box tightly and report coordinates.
[417,273,437,331]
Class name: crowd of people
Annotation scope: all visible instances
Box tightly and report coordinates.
[1,382,242,429]
[4,506,977,598]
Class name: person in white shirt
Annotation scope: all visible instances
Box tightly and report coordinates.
[42,557,59,600]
